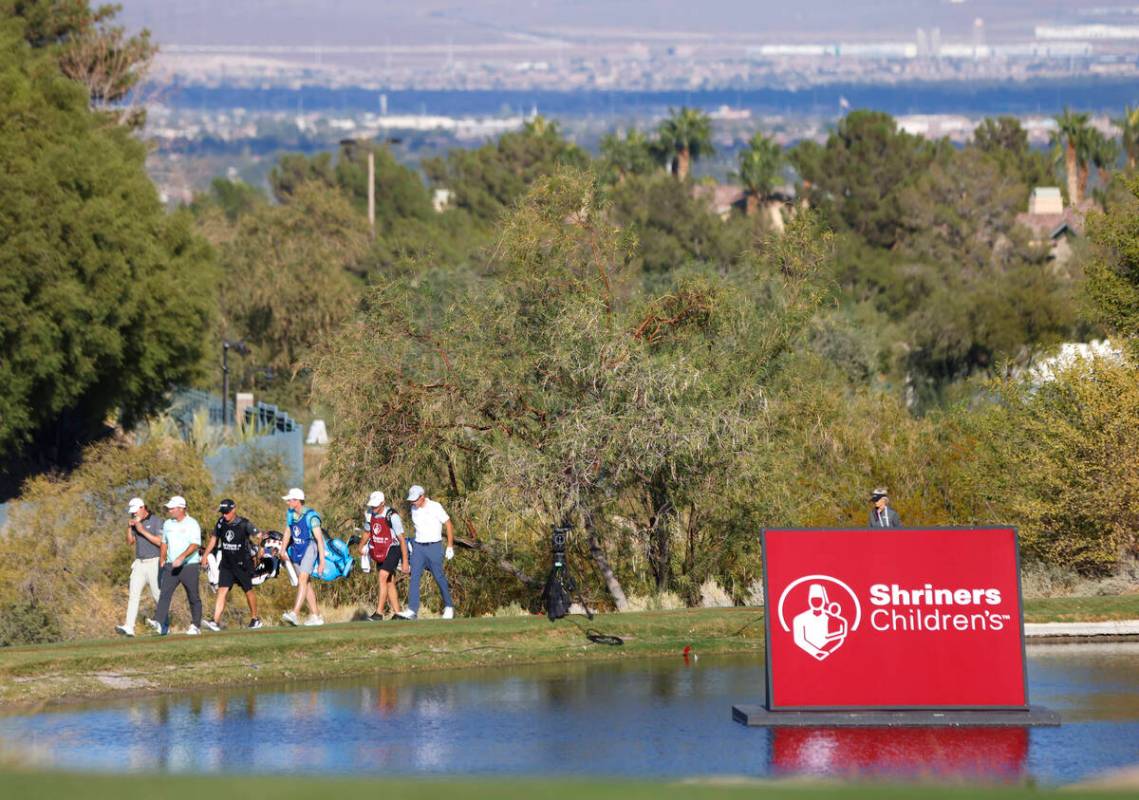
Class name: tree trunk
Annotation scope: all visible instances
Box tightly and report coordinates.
[582,509,628,611]
[1078,160,1090,204]
[1065,141,1079,206]
[675,147,690,180]
[745,192,759,217]
[646,477,674,591]
[684,504,697,579]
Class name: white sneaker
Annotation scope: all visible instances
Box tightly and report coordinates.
[304,615,324,626]
[282,611,299,626]
[442,607,454,620]
[202,619,221,632]
[186,625,201,636]
[395,609,417,620]
[115,625,135,637]
[145,618,162,633]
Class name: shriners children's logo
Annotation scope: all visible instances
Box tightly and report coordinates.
[777,575,862,661]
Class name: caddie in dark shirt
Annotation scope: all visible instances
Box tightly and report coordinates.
[202,499,263,630]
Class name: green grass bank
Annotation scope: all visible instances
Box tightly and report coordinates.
[2,770,1138,800]
[2,599,1137,713]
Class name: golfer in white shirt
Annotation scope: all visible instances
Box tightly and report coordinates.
[395,485,455,620]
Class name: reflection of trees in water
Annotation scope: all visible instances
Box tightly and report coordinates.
[289,690,321,718]
[650,668,678,702]
[542,677,578,709]
[242,691,257,719]
[357,683,400,716]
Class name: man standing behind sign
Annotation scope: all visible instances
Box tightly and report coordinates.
[868,487,901,528]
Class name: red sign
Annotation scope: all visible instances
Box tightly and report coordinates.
[763,528,1027,710]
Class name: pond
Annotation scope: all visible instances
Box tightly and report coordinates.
[2,642,1138,784]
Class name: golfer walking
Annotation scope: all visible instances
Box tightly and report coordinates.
[154,496,204,636]
[115,497,163,637]
[395,485,455,620]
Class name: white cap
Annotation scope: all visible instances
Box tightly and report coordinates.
[406,485,425,502]
[367,491,385,508]
[164,495,187,509]
[127,497,145,514]
[281,487,305,502]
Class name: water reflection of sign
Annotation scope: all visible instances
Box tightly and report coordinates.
[771,727,1029,780]
[763,528,1027,710]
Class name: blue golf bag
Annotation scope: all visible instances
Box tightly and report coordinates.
[312,536,357,582]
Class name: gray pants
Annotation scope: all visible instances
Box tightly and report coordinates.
[407,541,453,613]
[155,563,202,629]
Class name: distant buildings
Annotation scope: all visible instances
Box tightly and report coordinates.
[691,183,794,231]
[1015,187,1095,264]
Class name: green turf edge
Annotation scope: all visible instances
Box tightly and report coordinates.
[2,770,1138,800]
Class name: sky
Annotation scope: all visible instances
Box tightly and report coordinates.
[117,0,1124,48]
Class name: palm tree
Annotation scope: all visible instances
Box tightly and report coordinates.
[1114,105,1139,170]
[656,107,714,181]
[1087,128,1121,190]
[1051,107,1091,205]
[736,132,784,216]
[599,128,656,184]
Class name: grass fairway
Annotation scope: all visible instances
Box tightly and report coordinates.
[2,599,1137,712]
[2,770,1137,800]
[1021,595,1139,622]
[0,607,764,712]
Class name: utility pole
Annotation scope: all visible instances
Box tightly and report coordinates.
[221,339,249,427]
[341,137,375,238]
[222,341,230,427]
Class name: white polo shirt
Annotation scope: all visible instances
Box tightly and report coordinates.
[409,499,449,543]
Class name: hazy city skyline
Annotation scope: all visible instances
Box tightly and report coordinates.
[119,1,1133,48]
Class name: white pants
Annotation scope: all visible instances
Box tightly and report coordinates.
[124,557,160,630]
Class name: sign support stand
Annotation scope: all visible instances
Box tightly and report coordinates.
[732,704,1060,727]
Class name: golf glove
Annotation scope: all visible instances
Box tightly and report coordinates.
[445,546,454,561]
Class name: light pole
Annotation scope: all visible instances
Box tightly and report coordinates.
[340,138,374,237]
[340,136,402,240]
[221,339,249,426]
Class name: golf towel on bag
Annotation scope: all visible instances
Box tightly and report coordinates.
[313,538,354,581]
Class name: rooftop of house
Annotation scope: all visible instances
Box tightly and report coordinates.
[1015,198,1097,240]
[690,183,797,217]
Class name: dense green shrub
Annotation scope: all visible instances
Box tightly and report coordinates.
[0,599,62,646]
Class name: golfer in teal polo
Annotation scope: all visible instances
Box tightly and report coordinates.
[154,495,203,635]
